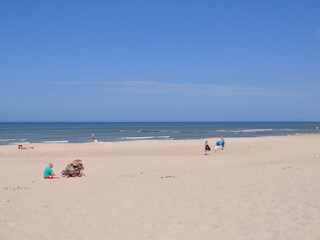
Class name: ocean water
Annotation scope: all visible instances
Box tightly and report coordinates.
[0,122,319,145]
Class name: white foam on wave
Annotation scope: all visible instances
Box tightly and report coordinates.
[157,136,171,139]
[120,130,141,133]
[10,142,30,145]
[41,140,69,143]
[121,136,155,140]
[121,129,177,133]
[241,129,273,133]
[0,138,27,142]
[121,136,172,140]
[230,129,273,133]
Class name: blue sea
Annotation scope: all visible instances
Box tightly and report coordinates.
[0,122,319,145]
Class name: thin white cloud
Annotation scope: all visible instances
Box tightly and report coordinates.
[110,81,312,96]
[0,79,312,96]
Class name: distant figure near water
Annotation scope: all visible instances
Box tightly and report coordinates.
[92,133,97,142]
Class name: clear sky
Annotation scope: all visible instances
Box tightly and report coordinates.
[0,0,319,122]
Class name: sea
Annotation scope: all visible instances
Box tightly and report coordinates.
[0,122,319,145]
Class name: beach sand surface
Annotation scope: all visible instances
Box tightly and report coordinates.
[1,135,320,240]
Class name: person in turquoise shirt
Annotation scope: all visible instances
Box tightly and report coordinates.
[44,163,56,179]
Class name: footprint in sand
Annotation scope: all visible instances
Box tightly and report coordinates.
[161,175,176,179]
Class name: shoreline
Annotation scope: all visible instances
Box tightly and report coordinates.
[1,122,319,146]
[1,132,320,147]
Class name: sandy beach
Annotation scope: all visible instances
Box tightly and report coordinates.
[1,135,320,240]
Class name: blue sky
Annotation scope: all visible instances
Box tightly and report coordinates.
[0,0,319,121]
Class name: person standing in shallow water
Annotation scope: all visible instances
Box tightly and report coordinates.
[92,133,96,142]
[205,141,211,155]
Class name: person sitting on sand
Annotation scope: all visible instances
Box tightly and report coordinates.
[205,141,211,155]
[43,163,58,179]
[61,159,85,177]
[70,159,85,177]
[18,145,34,150]
[76,160,85,176]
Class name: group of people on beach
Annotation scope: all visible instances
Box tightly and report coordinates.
[42,136,222,178]
[43,159,85,179]
[27,133,88,179]
[205,136,225,155]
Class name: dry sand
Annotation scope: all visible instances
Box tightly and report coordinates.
[1,135,320,240]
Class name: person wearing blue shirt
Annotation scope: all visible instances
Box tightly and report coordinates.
[44,163,56,179]
[215,136,225,151]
